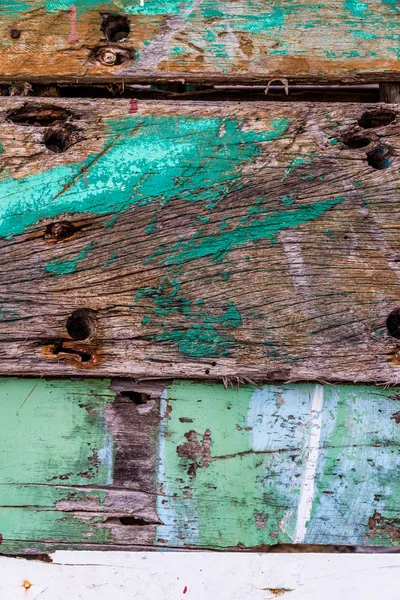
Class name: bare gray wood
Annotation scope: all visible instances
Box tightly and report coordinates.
[1,98,400,383]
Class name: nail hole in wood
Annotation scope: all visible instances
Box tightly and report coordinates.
[10,28,20,39]
[343,136,371,149]
[101,14,130,42]
[367,144,393,170]
[45,221,77,242]
[358,110,396,129]
[44,128,70,153]
[8,104,72,126]
[66,308,96,341]
[120,391,149,404]
[387,308,400,339]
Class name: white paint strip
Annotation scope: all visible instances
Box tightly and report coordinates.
[294,384,324,543]
[2,551,400,600]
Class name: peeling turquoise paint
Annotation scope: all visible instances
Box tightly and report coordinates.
[163,197,344,265]
[135,278,242,357]
[0,115,289,239]
[2,0,190,17]
[345,0,368,17]
[45,242,94,276]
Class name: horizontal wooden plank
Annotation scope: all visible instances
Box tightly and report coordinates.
[1,98,400,382]
[2,1,400,84]
[2,551,400,600]
[3,377,400,553]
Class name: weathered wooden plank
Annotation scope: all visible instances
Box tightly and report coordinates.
[3,377,400,553]
[2,1,400,84]
[2,552,400,600]
[1,98,400,382]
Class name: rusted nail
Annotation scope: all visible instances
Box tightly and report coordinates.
[22,580,32,591]
[45,221,78,242]
[10,28,21,39]
[100,49,117,65]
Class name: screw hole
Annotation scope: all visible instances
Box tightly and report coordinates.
[367,144,393,170]
[387,308,400,339]
[343,136,371,149]
[45,221,77,241]
[120,391,149,405]
[358,110,396,129]
[66,308,96,341]
[101,14,130,42]
[205,369,210,375]
[44,128,70,153]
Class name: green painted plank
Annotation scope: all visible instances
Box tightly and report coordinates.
[1,377,400,553]
[1,0,400,82]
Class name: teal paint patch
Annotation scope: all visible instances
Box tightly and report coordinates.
[0,115,289,239]
[345,0,368,17]
[3,0,189,17]
[45,242,93,276]
[164,197,344,265]
[280,194,294,206]
[135,279,242,357]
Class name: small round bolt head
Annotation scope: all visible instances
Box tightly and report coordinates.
[100,49,117,65]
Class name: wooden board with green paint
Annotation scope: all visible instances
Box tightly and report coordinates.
[1,98,400,382]
[2,1,400,84]
[2,376,400,553]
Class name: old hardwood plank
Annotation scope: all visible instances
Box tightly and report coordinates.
[2,552,400,600]
[2,1,400,84]
[2,377,400,552]
[1,98,400,382]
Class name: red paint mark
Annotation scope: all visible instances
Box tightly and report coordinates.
[129,99,138,114]
[183,586,188,594]
[70,5,79,44]
[0,533,3,543]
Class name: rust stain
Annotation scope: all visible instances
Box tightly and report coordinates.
[176,429,212,477]
[41,341,105,369]
[391,411,400,424]
[367,511,400,542]
[264,589,293,597]
[22,580,32,591]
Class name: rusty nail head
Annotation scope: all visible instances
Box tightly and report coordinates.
[101,49,117,65]
[10,28,21,39]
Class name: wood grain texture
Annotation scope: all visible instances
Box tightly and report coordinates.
[3,377,400,553]
[2,1,400,84]
[3,552,400,600]
[1,98,400,382]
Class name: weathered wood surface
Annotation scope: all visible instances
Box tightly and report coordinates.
[2,98,400,382]
[3,377,400,553]
[3,552,400,600]
[2,1,400,84]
